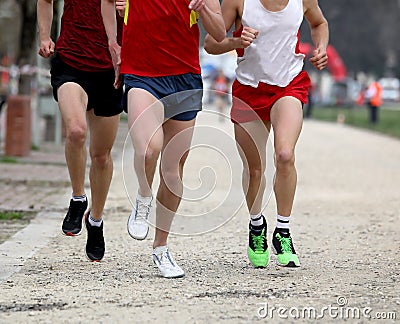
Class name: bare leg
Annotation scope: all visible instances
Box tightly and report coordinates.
[127,88,164,197]
[87,110,120,219]
[153,118,195,248]
[234,120,270,215]
[270,97,303,216]
[57,82,88,197]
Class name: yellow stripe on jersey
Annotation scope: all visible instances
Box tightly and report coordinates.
[190,10,199,27]
[124,0,129,25]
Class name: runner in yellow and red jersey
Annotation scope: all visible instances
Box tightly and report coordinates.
[102,0,225,278]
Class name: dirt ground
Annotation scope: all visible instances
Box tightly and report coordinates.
[0,113,399,323]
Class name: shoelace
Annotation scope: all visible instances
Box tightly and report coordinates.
[135,200,151,221]
[277,234,293,253]
[251,230,265,252]
[157,250,176,268]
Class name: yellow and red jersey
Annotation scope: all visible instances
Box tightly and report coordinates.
[120,0,201,77]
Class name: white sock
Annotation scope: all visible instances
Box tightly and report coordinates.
[72,193,87,202]
[250,213,263,227]
[137,193,152,205]
[276,214,290,231]
[88,212,103,227]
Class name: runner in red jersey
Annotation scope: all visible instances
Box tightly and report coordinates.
[102,0,225,278]
[37,0,123,262]
[205,0,328,268]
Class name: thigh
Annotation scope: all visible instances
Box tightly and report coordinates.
[127,88,164,152]
[51,54,88,127]
[270,96,303,151]
[234,120,270,170]
[57,82,88,129]
[160,118,196,172]
[87,109,120,155]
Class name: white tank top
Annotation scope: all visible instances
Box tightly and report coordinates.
[235,0,305,88]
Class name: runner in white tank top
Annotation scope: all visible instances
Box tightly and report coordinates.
[205,0,328,268]
[236,0,305,87]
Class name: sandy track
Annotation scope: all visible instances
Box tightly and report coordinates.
[0,115,399,323]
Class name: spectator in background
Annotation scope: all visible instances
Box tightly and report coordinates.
[213,69,230,121]
[365,80,382,124]
[0,55,10,114]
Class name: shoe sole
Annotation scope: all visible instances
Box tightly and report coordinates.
[62,229,82,236]
[152,260,185,278]
[271,245,300,267]
[85,252,102,262]
[85,250,102,262]
[127,216,149,240]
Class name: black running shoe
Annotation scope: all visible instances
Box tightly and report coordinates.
[62,199,88,236]
[272,229,300,267]
[247,216,270,268]
[85,212,105,262]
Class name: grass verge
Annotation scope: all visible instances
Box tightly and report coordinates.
[0,211,26,221]
[310,106,400,139]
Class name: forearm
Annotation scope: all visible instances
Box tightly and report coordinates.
[37,0,53,41]
[311,20,329,50]
[199,6,226,43]
[101,0,118,45]
[204,34,241,55]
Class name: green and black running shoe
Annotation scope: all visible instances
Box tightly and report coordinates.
[272,230,300,267]
[247,216,270,268]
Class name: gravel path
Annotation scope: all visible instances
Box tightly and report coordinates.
[0,114,399,323]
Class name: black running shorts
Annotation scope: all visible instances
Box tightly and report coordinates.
[50,53,123,117]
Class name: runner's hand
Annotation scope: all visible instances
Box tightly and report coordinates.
[38,38,55,58]
[310,46,328,70]
[189,0,206,12]
[241,26,258,48]
[115,0,125,17]
[108,41,122,89]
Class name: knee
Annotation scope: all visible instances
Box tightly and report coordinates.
[161,169,181,190]
[247,165,264,182]
[66,124,86,145]
[144,145,161,165]
[275,148,295,171]
[91,150,112,169]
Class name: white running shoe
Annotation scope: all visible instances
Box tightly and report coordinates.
[127,196,152,240]
[152,246,185,278]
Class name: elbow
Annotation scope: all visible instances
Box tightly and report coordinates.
[204,45,215,55]
[215,35,226,43]
[213,30,226,43]
[204,35,218,54]
[204,35,212,53]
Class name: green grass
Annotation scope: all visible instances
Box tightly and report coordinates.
[120,112,128,122]
[0,156,18,163]
[0,211,25,220]
[310,106,400,139]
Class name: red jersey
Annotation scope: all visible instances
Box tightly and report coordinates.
[121,0,201,76]
[56,0,113,72]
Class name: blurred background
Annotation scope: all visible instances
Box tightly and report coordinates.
[0,0,400,155]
